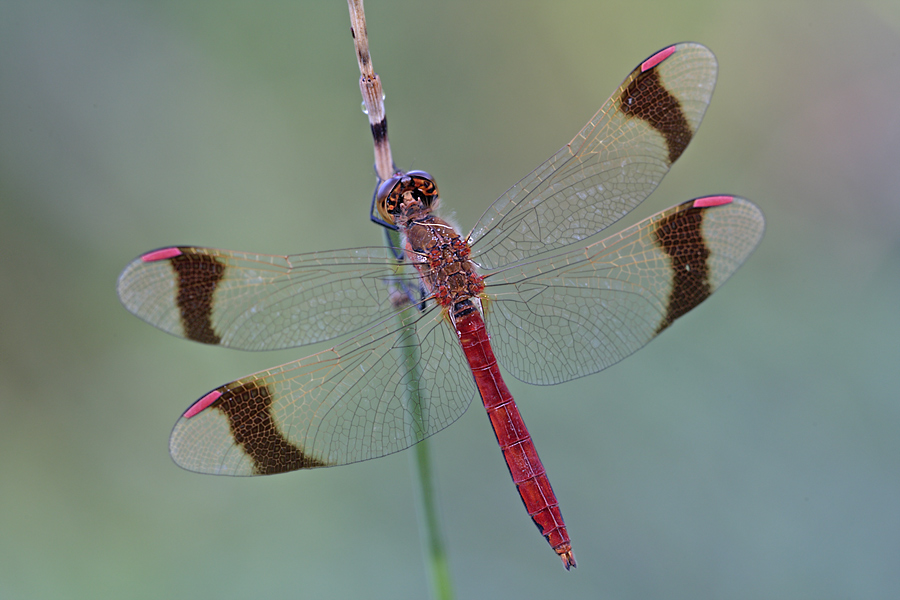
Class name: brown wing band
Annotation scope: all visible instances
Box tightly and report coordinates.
[169,251,225,345]
[619,68,693,164]
[654,206,712,333]
[214,381,328,475]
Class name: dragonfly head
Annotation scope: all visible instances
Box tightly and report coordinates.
[376,170,439,226]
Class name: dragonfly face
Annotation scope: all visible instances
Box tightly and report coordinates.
[375,170,439,227]
[117,43,765,569]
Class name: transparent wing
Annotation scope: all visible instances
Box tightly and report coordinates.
[118,246,424,350]
[169,306,475,475]
[469,43,717,270]
[482,196,765,385]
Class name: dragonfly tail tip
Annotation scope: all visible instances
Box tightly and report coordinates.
[558,546,577,570]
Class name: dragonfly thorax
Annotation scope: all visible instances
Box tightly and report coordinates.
[403,214,484,309]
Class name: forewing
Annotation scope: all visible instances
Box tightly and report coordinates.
[117,246,419,350]
[482,196,765,385]
[469,43,717,270]
[169,307,475,475]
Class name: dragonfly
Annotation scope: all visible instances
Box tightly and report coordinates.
[118,43,764,569]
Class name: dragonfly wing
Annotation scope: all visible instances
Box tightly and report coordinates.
[117,246,421,350]
[469,43,717,270]
[482,196,765,385]
[169,306,475,475]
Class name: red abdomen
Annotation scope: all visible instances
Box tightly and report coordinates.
[454,309,576,569]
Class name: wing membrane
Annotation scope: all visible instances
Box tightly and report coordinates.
[483,196,765,385]
[469,43,717,269]
[118,246,422,350]
[169,306,475,475]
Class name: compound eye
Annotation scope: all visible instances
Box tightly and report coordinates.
[406,171,438,210]
[375,175,403,225]
[405,171,439,209]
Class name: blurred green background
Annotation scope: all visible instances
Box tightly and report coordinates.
[2,0,899,598]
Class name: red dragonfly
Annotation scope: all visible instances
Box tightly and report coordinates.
[118,43,764,569]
